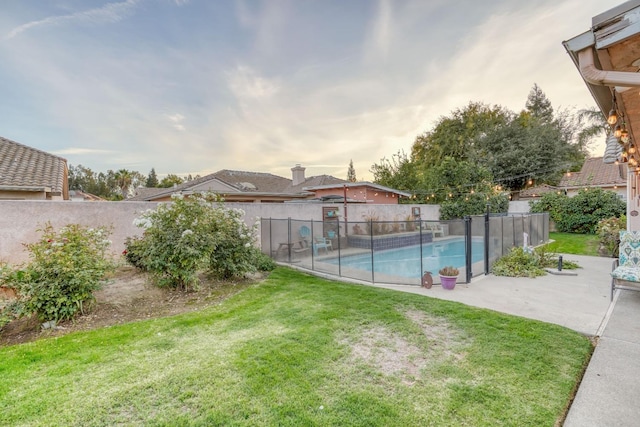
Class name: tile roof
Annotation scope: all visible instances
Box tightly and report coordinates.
[559,157,627,188]
[519,183,559,198]
[127,168,347,201]
[0,136,67,193]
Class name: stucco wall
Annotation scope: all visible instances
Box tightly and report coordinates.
[0,201,443,265]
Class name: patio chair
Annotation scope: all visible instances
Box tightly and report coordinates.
[299,225,311,240]
[313,236,333,255]
[429,223,445,238]
[611,230,640,300]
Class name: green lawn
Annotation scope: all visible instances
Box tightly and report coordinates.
[547,232,600,256]
[0,268,592,426]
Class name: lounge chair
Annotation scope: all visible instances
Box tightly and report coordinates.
[611,230,640,300]
[313,236,333,255]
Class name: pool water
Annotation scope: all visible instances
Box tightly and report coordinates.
[326,237,485,278]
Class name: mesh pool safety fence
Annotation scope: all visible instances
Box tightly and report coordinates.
[261,213,549,286]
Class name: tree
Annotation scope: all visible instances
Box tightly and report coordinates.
[347,159,357,182]
[411,102,512,167]
[146,168,159,187]
[158,174,184,188]
[370,150,422,194]
[68,164,117,199]
[525,83,554,123]
[576,107,610,149]
[114,169,134,199]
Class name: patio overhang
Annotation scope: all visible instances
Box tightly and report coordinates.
[563,0,640,229]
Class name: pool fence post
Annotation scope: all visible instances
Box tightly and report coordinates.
[287,217,292,263]
[311,219,315,270]
[370,220,375,284]
[484,204,490,275]
[465,216,472,283]
[419,219,424,284]
[337,218,342,277]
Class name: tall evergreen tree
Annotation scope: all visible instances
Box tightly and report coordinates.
[146,168,159,187]
[525,83,554,123]
[347,159,357,182]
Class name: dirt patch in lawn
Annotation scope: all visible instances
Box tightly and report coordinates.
[0,266,263,347]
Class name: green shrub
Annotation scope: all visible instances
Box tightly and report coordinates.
[252,249,277,272]
[123,236,149,271]
[3,223,114,322]
[439,192,509,220]
[130,193,263,289]
[596,215,626,257]
[492,246,578,278]
[206,207,261,280]
[530,188,625,234]
[492,247,546,277]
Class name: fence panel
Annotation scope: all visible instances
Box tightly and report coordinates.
[264,212,549,286]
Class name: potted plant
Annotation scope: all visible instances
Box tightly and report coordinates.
[438,266,459,290]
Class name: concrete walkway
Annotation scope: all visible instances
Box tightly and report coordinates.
[372,254,613,336]
[367,254,639,426]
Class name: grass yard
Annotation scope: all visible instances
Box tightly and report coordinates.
[0,268,592,426]
[547,232,600,256]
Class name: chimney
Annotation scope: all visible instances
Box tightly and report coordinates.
[291,164,306,186]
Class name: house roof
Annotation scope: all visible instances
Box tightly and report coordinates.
[303,181,412,197]
[519,184,559,198]
[128,169,348,201]
[558,157,627,188]
[0,136,68,194]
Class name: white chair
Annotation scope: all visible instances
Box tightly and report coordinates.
[429,224,445,238]
[313,237,333,255]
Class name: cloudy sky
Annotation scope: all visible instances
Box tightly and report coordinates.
[0,0,622,181]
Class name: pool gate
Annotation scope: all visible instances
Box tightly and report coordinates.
[262,213,549,286]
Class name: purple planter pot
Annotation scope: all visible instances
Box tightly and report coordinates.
[440,275,457,290]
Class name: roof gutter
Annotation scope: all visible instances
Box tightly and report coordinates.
[578,47,640,87]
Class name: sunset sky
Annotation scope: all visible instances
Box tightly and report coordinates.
[0,0,622,180]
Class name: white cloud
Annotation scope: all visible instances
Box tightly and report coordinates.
[365,0,392,60]
[4,0,142,40]
[227,66,280,100]
[166,113,186,131]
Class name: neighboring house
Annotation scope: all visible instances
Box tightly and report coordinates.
[517,184,561,200]
[305,182,411,204]
[0,136,69,200]
[129,164,347,203]
[517,158,626,201]
[69,190,105,202]
[129,164,410,204]
[558,157,627,199]
[564,2,640,229]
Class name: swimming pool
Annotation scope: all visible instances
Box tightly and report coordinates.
[326,237,485,278]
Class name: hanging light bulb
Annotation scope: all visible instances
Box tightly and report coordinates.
[608,92,618,125]
[630,145,637,154]
[528,178,533,186]
[614,125,623,138]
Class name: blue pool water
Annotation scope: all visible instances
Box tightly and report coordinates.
[326,237,484,278]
